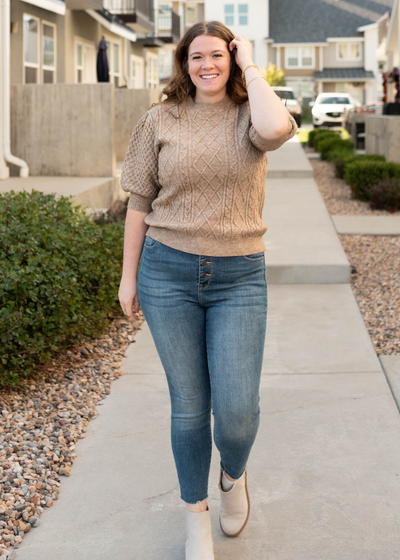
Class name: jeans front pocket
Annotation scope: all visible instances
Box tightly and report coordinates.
[241,251,265,262]
[143,235,159,251]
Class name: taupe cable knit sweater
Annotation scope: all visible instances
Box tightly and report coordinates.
[120,94,298,256]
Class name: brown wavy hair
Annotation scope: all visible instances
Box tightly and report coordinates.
[151,20,249,117]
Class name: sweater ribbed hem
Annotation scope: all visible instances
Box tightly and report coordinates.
[145,226,267,257]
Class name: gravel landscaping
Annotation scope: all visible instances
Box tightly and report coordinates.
[339,235,400,355]
[0,312,145,559]
[306,149,400,356]
[309,158,400,216]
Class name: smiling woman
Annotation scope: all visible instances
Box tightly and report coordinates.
[118,20,297,560]
[187,37,230,103]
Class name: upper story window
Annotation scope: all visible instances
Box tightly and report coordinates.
[238,4,248,25]
[224,4,234,26]
[285,46,315,68]
[224,3,248,26]
[337,42,361,60]
[158,3,171,30]
[186,4,196,25]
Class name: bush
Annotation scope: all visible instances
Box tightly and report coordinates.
[344,161,400,201]
[0,190,124,387]
[310,129,340,149]
[308,128,338,148]
[317,138,354,161]
[367,178,400,212]
[332,152,386,179]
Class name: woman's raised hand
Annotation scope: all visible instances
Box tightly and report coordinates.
[228,35,253,72]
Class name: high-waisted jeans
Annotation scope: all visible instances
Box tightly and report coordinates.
[137,235,268,504]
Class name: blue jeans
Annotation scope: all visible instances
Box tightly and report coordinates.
[137,236,268,504]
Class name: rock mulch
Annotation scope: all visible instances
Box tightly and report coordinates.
[0,312,145,559]
[310,158,400,216]
[306,149,400,356]
[339,235,400,356]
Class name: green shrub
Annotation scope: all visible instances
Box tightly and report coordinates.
[312,130,340,150]
[318,138,354,161]
[0,190,124,387]
[308,128,338,148]
[332,152,386,179]
[344,161,400,201]
[367,178,400,212]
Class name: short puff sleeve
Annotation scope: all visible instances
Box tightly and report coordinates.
[249,112,298,153]
[120,110,161,213]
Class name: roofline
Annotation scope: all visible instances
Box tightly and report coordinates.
[272,42,328,47]
[314,76,375,81]
[327,36,364,42]
[357,22,377,32]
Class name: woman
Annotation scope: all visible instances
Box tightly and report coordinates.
[119,20,297,560]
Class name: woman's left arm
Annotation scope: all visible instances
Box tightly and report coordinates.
[229,35,293,139]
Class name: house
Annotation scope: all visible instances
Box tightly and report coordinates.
[383,0,400,102]
[154,1,205,83]
[267,0,395,107]
[205,0,269,70]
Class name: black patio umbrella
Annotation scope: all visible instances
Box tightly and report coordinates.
[97,36,109,82]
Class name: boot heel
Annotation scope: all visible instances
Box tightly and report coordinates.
[218,466,250,538]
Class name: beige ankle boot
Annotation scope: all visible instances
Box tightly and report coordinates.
[185,505,215,560]
[218,465,250,537]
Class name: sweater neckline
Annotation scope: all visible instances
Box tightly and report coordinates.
[187,94,233,110]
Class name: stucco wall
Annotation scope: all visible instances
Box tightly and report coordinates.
[114,88,164,162]
[365,114,400,164]
[10,83,115,176]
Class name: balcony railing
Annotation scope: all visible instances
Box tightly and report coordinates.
[104,0,154,22]
[157,8,180,43]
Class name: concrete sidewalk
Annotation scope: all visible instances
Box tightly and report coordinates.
[15,137,400,560]
[332,215,400,235]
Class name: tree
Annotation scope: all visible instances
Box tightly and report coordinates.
[261,63,286,86]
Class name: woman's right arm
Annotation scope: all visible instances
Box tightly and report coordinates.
[118,207,149,320]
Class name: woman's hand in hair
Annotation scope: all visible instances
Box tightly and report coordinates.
[228,35,253,71]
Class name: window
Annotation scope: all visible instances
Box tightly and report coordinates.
[337,42,361,60]
[74,37,96,83]
[130,54,144,88]
[238,4,248,25]
[146,51,158,89]
[301,47,312,66]
[158,3,171,30]
[76,42,83,83]
[42,21,56,83]
[285,46,315,68]
[224,4,234,26]
[287,47,298,67]
[23,14,57,84]
[23,14,40,83]
[105,39,121,86]
[186,4,196,25]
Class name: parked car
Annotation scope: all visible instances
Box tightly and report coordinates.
[272,86,302,127]
[309,93,355,128]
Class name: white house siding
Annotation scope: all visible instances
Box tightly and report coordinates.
[363,27,379,104]
[204,0,269,70]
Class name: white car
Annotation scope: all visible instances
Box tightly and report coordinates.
[310,93,355,128]
[272,87,302,127]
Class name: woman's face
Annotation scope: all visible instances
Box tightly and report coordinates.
[187,34,231,99]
